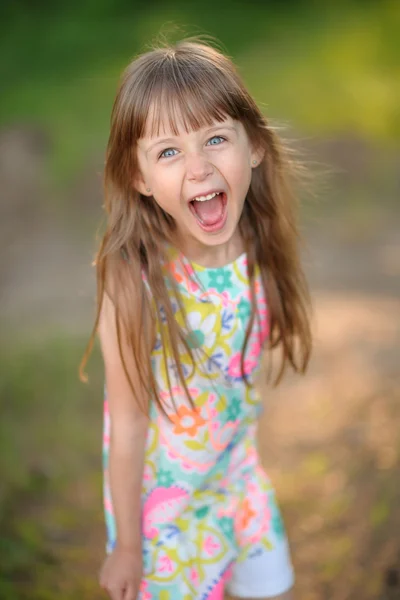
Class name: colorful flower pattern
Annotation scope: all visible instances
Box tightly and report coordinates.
[103,249,288,598]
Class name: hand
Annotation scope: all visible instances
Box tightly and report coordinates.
[99,546,143,600]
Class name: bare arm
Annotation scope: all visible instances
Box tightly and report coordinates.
[98,284,151,552]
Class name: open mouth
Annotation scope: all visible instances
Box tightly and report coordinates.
[189,191,228,233]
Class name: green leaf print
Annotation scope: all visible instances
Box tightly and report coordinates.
[271,505,286,539]
[176,516,189,532]
[185,440,204,450]
[195,505,210,519]
[159,592,170,600]
[196,392,210,407]
[261,536,274,551]
[208,269,232,293]
[226,397,241,422]
[216,395,227,412]
[219,516,235,543]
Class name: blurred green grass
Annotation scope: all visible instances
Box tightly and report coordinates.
[0,0,399,182]
[0,337,103,599]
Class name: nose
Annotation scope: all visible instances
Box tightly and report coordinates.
[185,152,213,182]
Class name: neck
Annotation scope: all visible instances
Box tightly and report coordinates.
[174,229,245,268]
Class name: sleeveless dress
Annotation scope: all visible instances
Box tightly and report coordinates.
[103,248,293,599]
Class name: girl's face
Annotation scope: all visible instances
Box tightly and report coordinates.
[135,109,261,256]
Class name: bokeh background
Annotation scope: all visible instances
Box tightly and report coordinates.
[1,1,399,599]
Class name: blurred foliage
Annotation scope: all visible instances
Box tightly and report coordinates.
[0,337,103,599]
[0,0,399,181]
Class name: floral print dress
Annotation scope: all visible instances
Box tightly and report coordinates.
[103,248,291,599]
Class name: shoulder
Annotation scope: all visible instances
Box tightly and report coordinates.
[98,251,153,342]
[97,252,153,417]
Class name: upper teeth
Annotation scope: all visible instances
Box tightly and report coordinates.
[192,192,219,202]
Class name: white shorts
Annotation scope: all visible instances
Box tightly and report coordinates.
[225,537,294,598]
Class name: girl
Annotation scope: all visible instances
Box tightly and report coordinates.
[81,38,312,600]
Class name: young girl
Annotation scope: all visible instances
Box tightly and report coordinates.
[82,38,311,600]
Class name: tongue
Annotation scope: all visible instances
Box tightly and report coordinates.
[192,194,224,225]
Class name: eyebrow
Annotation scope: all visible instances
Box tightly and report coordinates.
[144,124,237,155]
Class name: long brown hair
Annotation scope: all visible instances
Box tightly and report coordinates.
[80,38,312,416]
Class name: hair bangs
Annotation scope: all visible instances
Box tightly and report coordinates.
[137,55,245,140]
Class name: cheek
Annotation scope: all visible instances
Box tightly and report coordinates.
[150,170,180,206]
[223,151,252,190]
[151,179,182,217]
[152,195,177,217]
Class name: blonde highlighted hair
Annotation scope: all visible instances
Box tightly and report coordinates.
[80,38,312,415]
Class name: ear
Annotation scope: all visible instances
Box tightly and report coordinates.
[251,146,265,168]
[134,172,152,196]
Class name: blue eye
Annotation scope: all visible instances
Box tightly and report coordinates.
[158,135,225,159]
[207,136,225,146]
[159,148,178,159]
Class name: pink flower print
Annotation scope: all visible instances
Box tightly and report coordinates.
[243,356,258,376]
[185,263,195,277]
[179,261,200,292]
[209,393,217,406]
[209,407,218,419]
[104,495,113,515]
[220,290,231,308]
[190,567,200,586]
[257,307,269,342]
[188,278,200,293]
[227,352,242,378]
[184,263,198,288]
[247,481,259,495]
[204,535,220,556]
[143,486,189,539]
[249,339,262,359]
[260,318,269,343]
[227,352,257,379]
[263,504,272,531]
[245,444,258,465]
[159,555,174,573]
[139,580,152,600]
[143,465,152,482]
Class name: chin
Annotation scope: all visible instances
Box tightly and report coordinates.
[197,225,237,247]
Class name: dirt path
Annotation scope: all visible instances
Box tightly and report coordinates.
[260,292,400,599]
